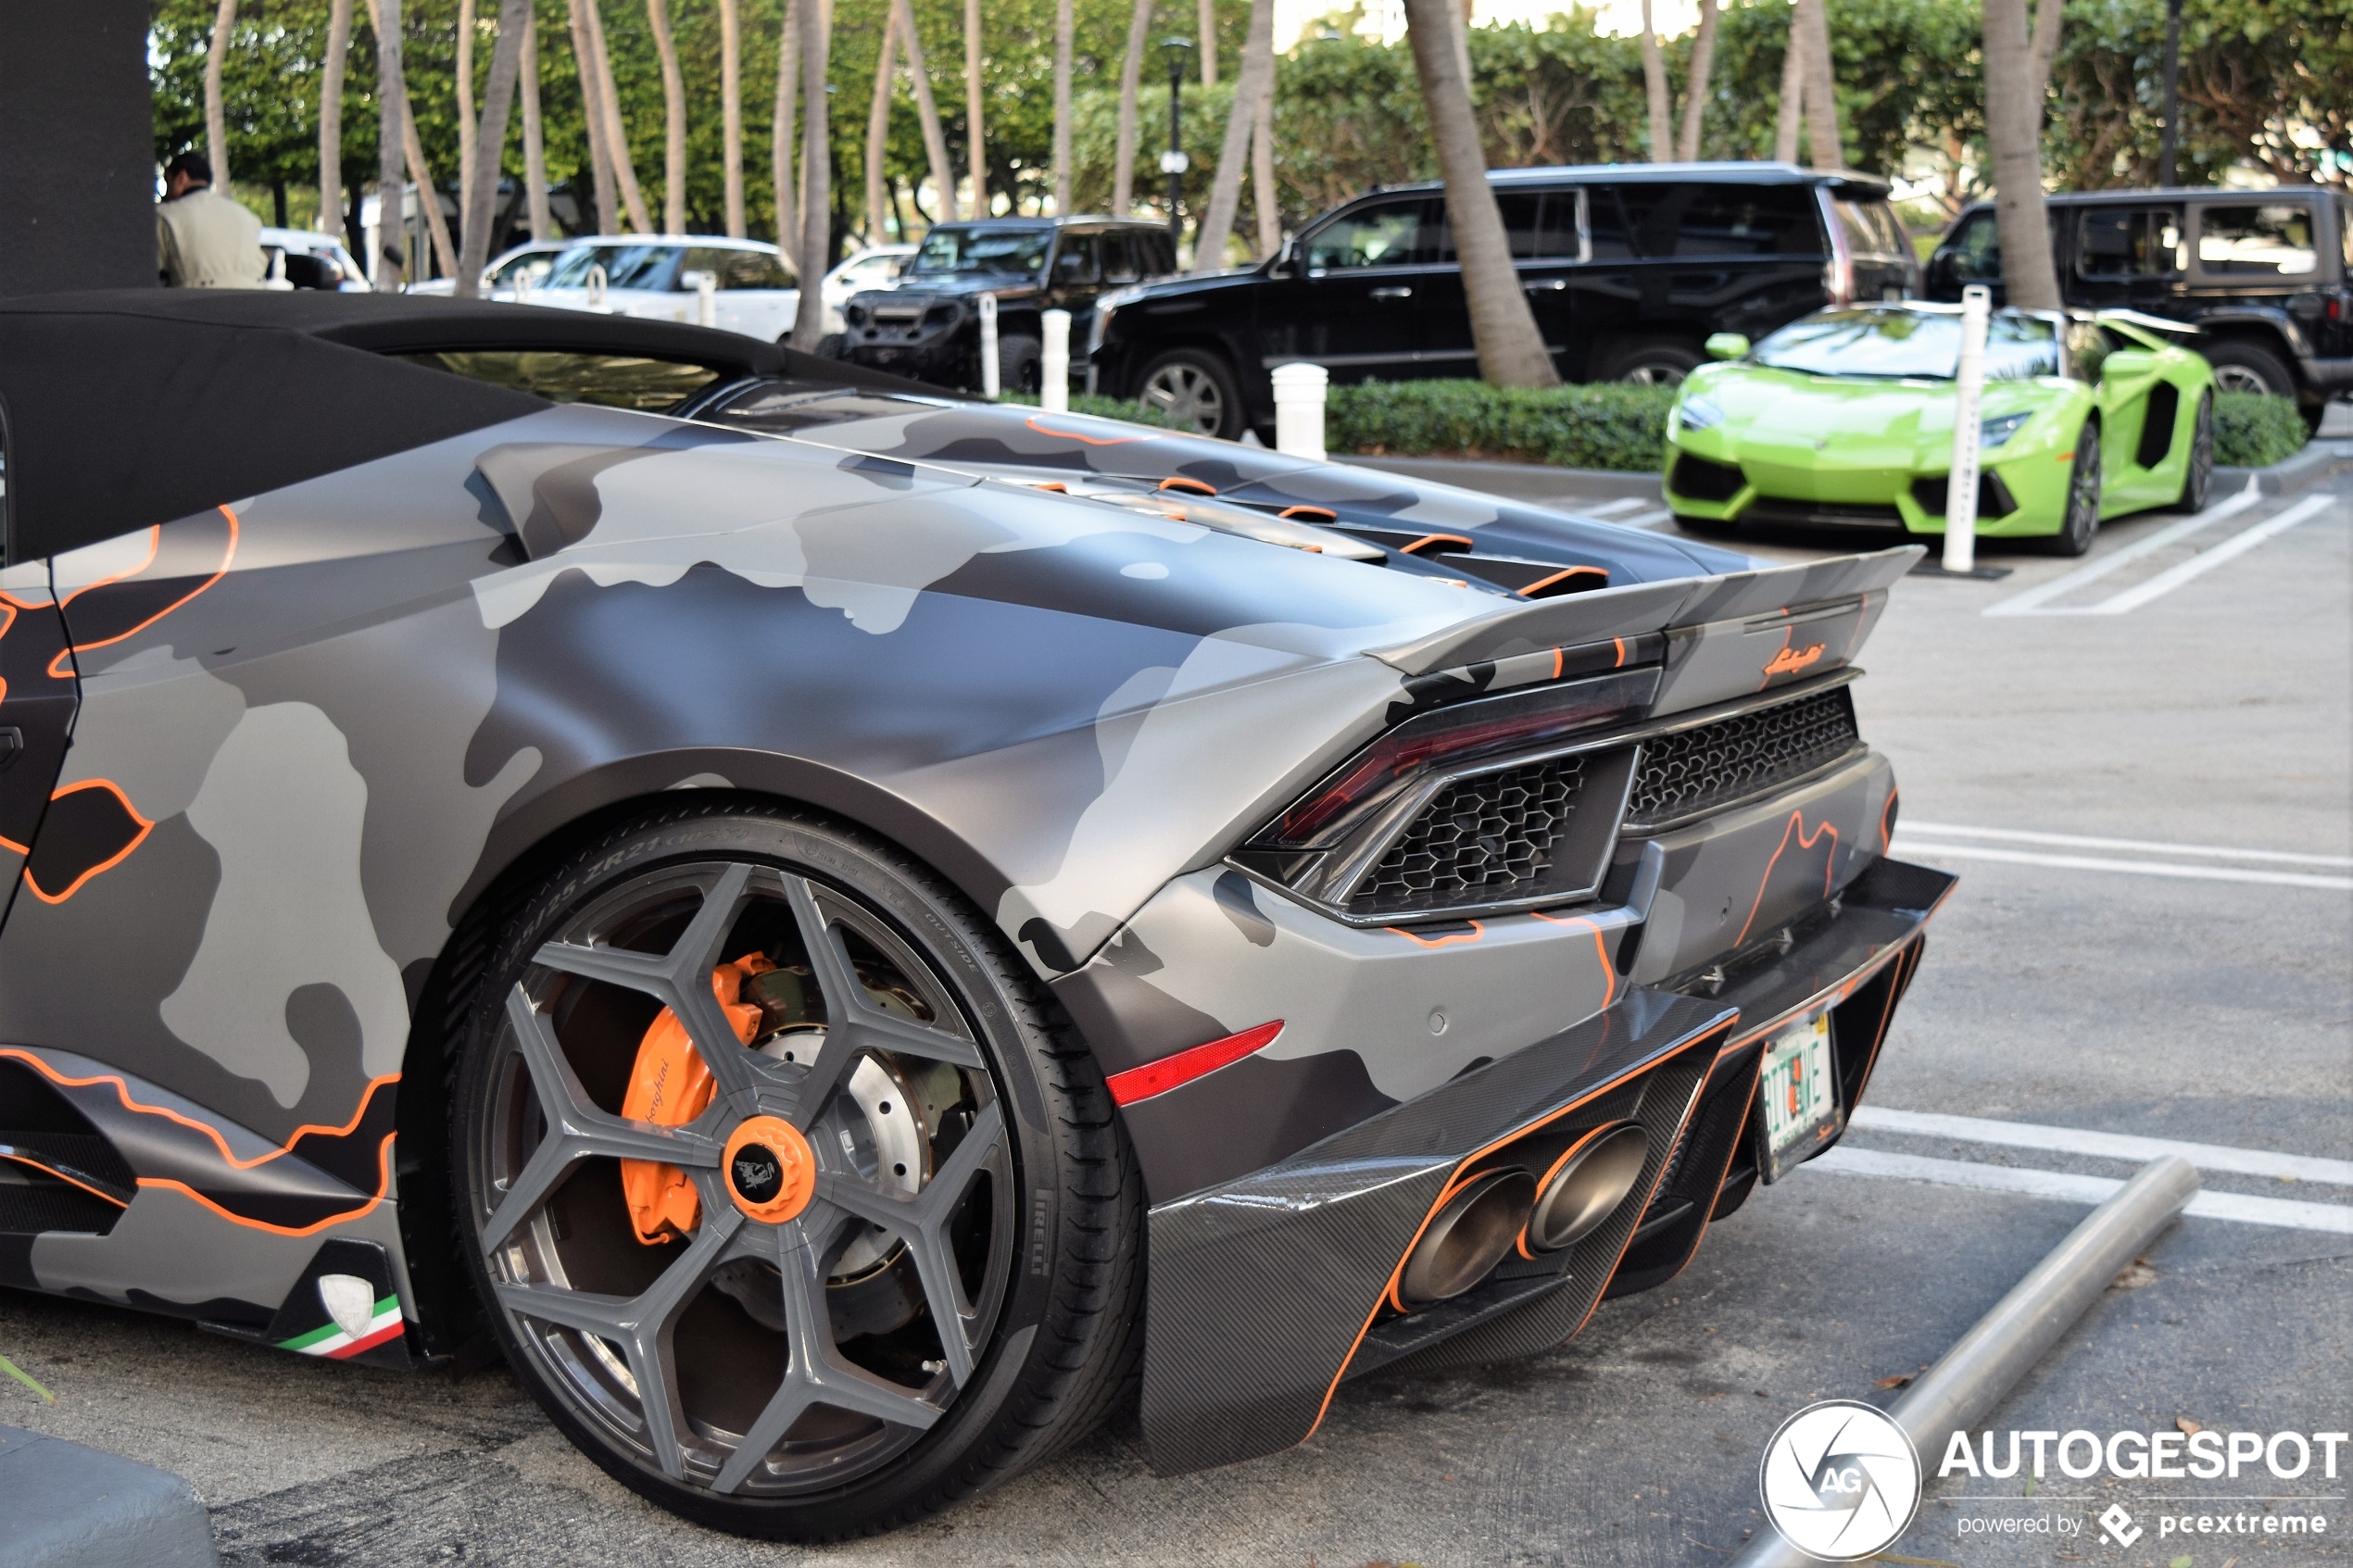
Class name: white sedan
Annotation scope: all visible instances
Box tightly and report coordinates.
[523,236,801,342]
[822,245,915,332]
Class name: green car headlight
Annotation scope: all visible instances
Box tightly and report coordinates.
[1677,395,1727,433]
[1979,410,2033,448]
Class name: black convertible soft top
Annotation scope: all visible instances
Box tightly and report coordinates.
[0,291,938,564]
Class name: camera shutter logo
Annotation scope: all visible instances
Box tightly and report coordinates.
[1759,1400,1923,1561]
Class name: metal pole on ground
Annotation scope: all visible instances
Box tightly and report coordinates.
[1942,282,1991,575]
[978,292,1000,399]
[1041,308,1071,412]
[1271,361,1327,459]
[1729,1156,2199,1567]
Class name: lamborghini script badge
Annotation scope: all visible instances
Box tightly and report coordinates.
[1763,642,1827,678]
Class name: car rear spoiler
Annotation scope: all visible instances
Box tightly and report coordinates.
[1367,545,1923,676]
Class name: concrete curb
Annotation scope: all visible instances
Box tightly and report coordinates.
[0,1425,218,1568]
[2216,437,2353,496]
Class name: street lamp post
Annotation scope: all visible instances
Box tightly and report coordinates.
[2157,0,2184,186]
[1160,38,1191,245]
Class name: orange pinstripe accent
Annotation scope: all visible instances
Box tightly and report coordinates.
[1157,476,1217,496]
[0,603,17,641]
[1383,921,1485,948]
[1399,533,1473,556]
[1612,636,1626,668]
[1030,482,1068,493]
[1880,788,1899,853]
[0,1150,129,1209]
[1515,566,1608,598]
[1551,646,1564,679]
[19,780,154,903]
[1529,910,1616,1010]
[134,1132,396,1237]
[1300,1020,1732,1445]
[1277,506,1338,522]
[0,834,27,858]
[47,507,241,679]
[1733,812,1839,947]
[1024,415,1151,445]
[0,1049,399,1173]
[1512,1120,1626,1261]
[55,528,161,607]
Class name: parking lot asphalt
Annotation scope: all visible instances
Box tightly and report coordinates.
[1,443,2347,1568]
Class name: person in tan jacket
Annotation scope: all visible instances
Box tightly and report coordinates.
[157,152,266,288]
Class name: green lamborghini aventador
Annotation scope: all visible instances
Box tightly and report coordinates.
[1662,304,2218,555]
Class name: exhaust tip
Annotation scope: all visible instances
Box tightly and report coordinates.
[1400,1169,1537,1307]
[1527,1121,1650,1253]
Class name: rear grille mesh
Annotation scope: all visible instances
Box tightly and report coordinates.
[1350,759,1585,917]
[1626,686,1860,827]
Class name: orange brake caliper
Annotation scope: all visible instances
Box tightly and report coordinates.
[619,953,776,1244]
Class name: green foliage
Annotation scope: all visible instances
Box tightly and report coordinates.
[1326,380,1678,473]
[994,391,1189,428]
[2212,392,2308,469]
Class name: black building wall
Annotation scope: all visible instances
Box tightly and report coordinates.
[0,2,157,295]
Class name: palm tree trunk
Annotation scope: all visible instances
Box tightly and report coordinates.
[1773,0,1804,164]
[892,0,958,222]
[1190,0,1270,270]
[206,0,236,187]
[320,0,353,240]
[1799,0,1842,169]
[1675,0,1718,160]
[647,0,686,233]
[367,0,459,279]
[1111,0,1151,216]
[1251,58,1278,257]
[374,0,405,286]
[722,0,746,235]
[772,0,800,265]
[459,0,532,295]
[2027,0,2063,104]
[458,0,478,237]
[1197,0,1216,85]
[1051,0,1075,214]
[792,0,834,348]
[1982,0,2060,307]
[1638,0,1671,163]
[1401,0,1558,387]
[586,0,655,231]
[521,8,554,239]
[567,0,618,232]
[964,0,986,216]
[866,7,900,244]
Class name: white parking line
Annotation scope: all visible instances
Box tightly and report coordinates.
[1886,836,2353,891]
[1578,496,1646,519]
[2085,493,2336,613]
[1621,508,1675,530]
[1982,481,2264,617]
[1801,1147,2353,1234]
[1898,821,2353,870]
[1848,1106,2353,1185]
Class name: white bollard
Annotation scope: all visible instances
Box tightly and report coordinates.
[978,293,1001,399]
[1271,361,1329,459]
[694,269,717,329]
[1041,308,1071,412]
[1943,283,1992,574]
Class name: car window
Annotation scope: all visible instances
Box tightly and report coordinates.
[842,254,901,288]
[1585,188,1636,259]
[1100,233,1142,284]
[1617,182,1820,258]
[2196,203,2319,277]
[492,249,560,286]
[2064,320,2116,381]
[1431,191,1583,263]
[282,251,345,290]
[2078,207,2183,277]
[681,246,795,290]
[909,226,1051,277]
[545,244,681,290]
[1052,232,1101,285]
[396,350,723,411]
[1139,232,1177,275]
[1833,198,1910,261]
[1751,307,2060,380]
[2343,200,2353,270]
[1944,210,2001,282]
[1303,199,1434,271]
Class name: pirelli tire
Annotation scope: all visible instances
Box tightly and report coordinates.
[449,800,1144,1540]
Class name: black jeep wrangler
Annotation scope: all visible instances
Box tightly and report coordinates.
[839,217,1178,395]
[1926,189,2353,429]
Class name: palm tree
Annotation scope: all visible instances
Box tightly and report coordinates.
[1675,0,1718,161]
[1983,0,2060,306]
[1251,64,1277,255]
[1191,0,1271,270]
[866,8,900,243]
[320,0,354,243]
[1798,0,1843,168]
[586,0,654,231]
[1197,0,1216,85]
[892,0,959,223]
[567,0,619,232]
[374,0,406,286]
[206,0,235,188]
[1638,0,1670,163]
[791,0,834,348]
[457,0,478,234]
[647,0,688,234]
[1773,6,1804,163]
[1111,0,1152,216]
[366,0,459,279]
[1051,0,1075,214]
[520,4,555,239]
[722,0,746,236]
[772,0,800,266]
[964,0,986,216]
[1400,0,1558,387]
[459,0,533,296]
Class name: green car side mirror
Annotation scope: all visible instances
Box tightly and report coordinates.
[1705,332,1750,361]
[2098,347,2157,381]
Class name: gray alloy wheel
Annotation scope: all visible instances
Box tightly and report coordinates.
[2044,420,2103,557]
[2168,391,2214,513]
[1606,342,1705,388]
[1137,349,1240,437]
[2203,340,2295,399]
[455,805,1141,1538]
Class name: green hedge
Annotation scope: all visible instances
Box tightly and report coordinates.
[2214,392,2307,470]
[1327,380,1676,472]
[994,391,1188,429]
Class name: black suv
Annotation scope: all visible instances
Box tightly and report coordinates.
[840,217,1178,394]
[1926,189,2353,427]
[1088,162,1918,438]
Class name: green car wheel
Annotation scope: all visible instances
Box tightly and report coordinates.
[2045,422,2103,557]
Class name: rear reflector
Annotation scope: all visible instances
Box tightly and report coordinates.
[1105,1021,1284,1106]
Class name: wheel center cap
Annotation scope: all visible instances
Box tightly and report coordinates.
[723,1115,815,1223]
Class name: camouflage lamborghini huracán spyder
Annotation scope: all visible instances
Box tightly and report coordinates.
[0,292,1951,1538]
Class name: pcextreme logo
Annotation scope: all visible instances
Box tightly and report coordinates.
[1762,643,1827,678]
[1760,1400,1923,1561]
